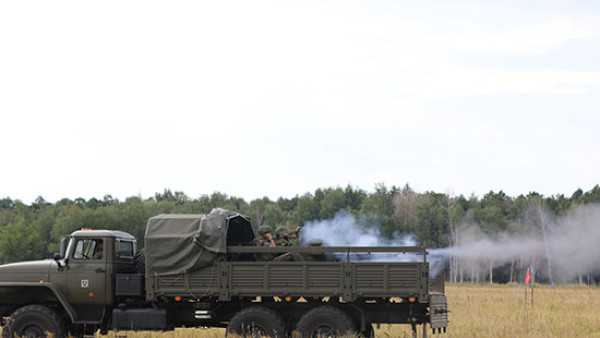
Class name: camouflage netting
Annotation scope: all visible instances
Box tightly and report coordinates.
[144,208,254,276]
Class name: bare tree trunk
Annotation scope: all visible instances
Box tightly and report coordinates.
[470,265,475,283]
[537,201,553,283]
[489,260,493,284]
[447,201,458,284]
[509,259,514,283]
[450,256,455,283]
[451,230,459,284]
[454,228,460,283]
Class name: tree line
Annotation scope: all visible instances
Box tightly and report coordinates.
[1,184,600,283]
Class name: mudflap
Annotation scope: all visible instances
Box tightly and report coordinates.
[429,293,448,334]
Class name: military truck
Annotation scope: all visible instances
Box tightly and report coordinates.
[0,208,447,337]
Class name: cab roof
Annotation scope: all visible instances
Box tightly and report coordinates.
[70,229,136,240]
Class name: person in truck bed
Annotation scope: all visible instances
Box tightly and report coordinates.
[253,225,277,261]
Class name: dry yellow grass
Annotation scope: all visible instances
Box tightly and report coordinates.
[3,283,600,337]
[445,283,600,338]
[375,283,600,338]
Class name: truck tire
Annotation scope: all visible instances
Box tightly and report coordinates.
[2,326,9,338]
[295,306,356,337]
[134,250,145,274]
[4,304,66,338]
[227,306,287,338]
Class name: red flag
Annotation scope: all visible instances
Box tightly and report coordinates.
[524,267,531,285]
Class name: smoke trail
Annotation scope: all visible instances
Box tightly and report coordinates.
[439,204,600,283]
[301,204,600,283]
[431,205,600,282]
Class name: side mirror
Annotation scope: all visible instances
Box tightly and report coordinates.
[60,236,70,258]
[53,252,65,271]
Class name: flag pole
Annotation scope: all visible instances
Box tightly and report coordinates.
[524,265,531,302]
[530,267,534,308]
[523,265,531,332]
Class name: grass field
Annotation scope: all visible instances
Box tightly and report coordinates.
[3,283,600,337]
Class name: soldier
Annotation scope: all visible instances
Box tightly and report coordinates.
[253,225,276,261]
[274,226,289,246]
[255,225,276,248]
[276,226,302,246]
[93,240,104,260]
[273,226,305,262]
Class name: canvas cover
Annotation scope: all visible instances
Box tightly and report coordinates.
[145,208,253,276]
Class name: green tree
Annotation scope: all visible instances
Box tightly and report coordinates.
[249,197,272,226]
[343,185,366,213]
[0,219,40,263]
[295,193,319,225]
[392,184,420,233]
[360,183,396,217]
[415,192,449,247]
[0,197,15,209]
[361,184,399,238]
[320,188,347,219]
[263,204,287,227]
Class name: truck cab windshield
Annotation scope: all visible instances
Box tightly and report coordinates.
[73,239,103,260]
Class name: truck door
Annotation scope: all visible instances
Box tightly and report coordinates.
[66,237,109,322]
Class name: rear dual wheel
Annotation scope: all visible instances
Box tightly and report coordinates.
[227,306,287,338]
[295,306,356,338]
[226,305,370,338]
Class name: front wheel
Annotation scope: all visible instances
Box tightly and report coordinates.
[2,326,10,338]
[4,304,66,338]
[295,306,356,337]
[227,306,286,338]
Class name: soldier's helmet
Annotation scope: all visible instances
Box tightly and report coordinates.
[274,226,287,235]
[258,225,273,235]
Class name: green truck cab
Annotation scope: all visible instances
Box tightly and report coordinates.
[0,208,448,337]
[0,230,137,336]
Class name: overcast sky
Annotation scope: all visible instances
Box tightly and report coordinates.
[1,1,600,203]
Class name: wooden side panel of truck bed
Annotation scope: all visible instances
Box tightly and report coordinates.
[150,261,429,302]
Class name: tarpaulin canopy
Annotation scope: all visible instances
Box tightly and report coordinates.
[144,208,254,276]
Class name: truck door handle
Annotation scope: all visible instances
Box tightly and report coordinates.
[95,268,106,273]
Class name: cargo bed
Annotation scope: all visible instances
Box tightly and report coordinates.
[147,246,430,303]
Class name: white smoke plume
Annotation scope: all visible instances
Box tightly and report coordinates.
[301,210,415,247]
[438,204,600,283]
[301,205,600,283]
[300,210,445,275]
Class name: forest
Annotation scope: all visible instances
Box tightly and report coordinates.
[1,183,599,284]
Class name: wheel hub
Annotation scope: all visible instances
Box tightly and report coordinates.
[312,325,338,338]
[21,324,46,338]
